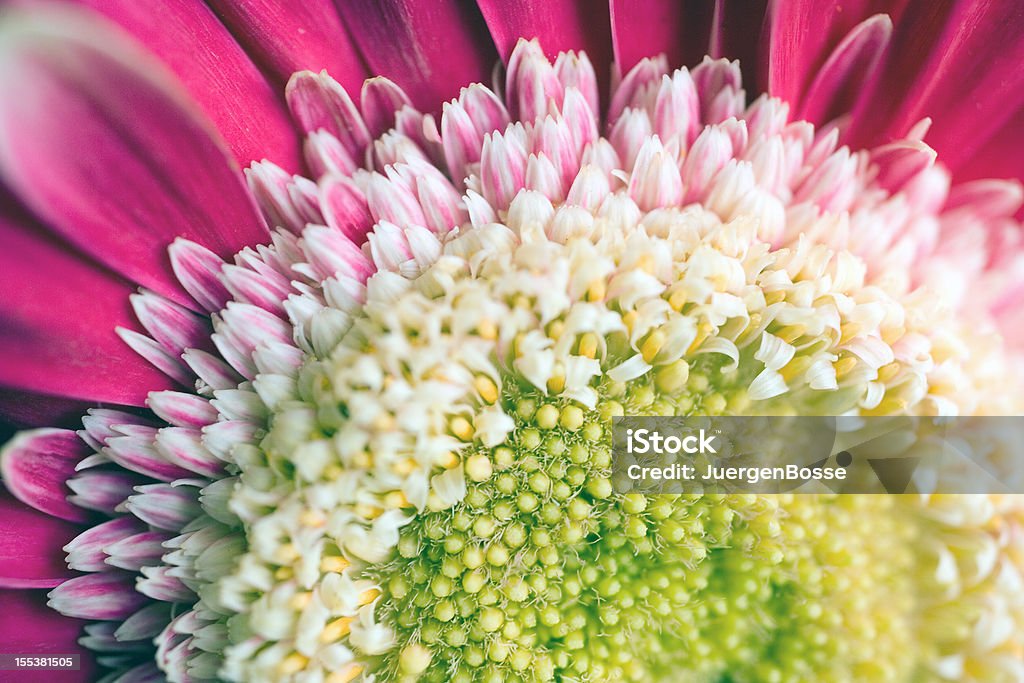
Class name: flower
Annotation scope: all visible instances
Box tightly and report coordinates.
[1,1,1023,682]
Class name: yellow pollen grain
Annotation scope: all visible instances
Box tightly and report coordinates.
[686,323,714,355]
[434,450,459,469]
[320,555,350,574]
[275,544,299,565]
[450,416,474,441]
[636,253,656,274]
[323,464,344,480]
[474,375,499,404]
[780,355,813,382]
[300,510,326,527]
[547,320,565,340]
[833,356,859,378]
[359,588,381,605]
[290,592,312,610]
[384,490,411,509]
[764,290,786,305]
[355,503,383,520]
[668,288,687,312]
[585,279,607,302]
[840,323,860,344]
[513,295,531,309]
[877,362,901,383]
[478,318,498,340]
[278,653,308,676]
[392,457,418,475]
[321,616,354,643]
[882,325,906,345]
[777,324,806,344]
[352,451,373,469]
[622,310,638,332]
[326,664,363,683]
[274,566,293,581]
[863,395,909,416]
[547,368,566,394]
[641,330,665,363]
[373,413,395,431]
[578,332,599,359]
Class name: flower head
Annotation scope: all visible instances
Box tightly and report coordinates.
[1,3,1024,682]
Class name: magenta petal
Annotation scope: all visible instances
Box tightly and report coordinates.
[0,212,175,404]
[609,0,714,73]
[0,490,81,588]
[0,8,270,303]
[0,390,92,429]
[334,0,497,113]
[797,14,892,124]
[48,572,148,620]
[207,0,368,93]
[69,0,301,171]
[0,589,96,682]
[0,429,91,523]
[478,0,612,100]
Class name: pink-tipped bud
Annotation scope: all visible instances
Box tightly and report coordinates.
[320,175,374,245]
[654,69,700,146]
[130,291,211,357]
[286,70,370,161]
[628,136,684,211]
[870,140,937,194]
[480,130,528,211]
[120,483,202,531]
[361,76,413,138]
[64,517,145,572]
[507,38,564,123]
[300,224,375,282]
[683,125,734,203]
[610,108,653,171]
[48,573,148,621]
[608,55,669,126]
[691,56,742,121]
[554,50,599,115]
[168,238,230,313]
[304,130,359,177]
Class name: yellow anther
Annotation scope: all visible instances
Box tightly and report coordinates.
[392,457,418,475]
[833,356,859,378]
[359,588,382,605]
[274,566,294,581]
[668,288,688,312]
[352,451,373,469]
[384,490,411,509]
[585,279,607,302]
[881,325,906,345]
[686,323,714,355]
[578,332,599,359]
[478,318,498,340]
[450,416,474,441]
[636,253,656,274]
[372,413,395,431]
[323,464,344,480]
[622,310,638,332]
[546,320,565,340]
[780,355,813,382]
[278,653,308,676]
[764,290,786,305]
[274,543,299,564]
[320,555,350,574]
[354,503,383,520]
[434,450,459,469]
[299,510,326,528]
[474,375,499,404]
[290,592,312,610]
[326,664,363,683]
[547,368,566,394]
[321,616,354,643]
[641,330,665,363]
[513,295,531,309]
[839,322,860,344]
[777,324,807,344]
[863,395,909,416]
[877,361,901,383]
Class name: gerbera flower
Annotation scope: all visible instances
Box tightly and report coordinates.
[1,1,1023,682]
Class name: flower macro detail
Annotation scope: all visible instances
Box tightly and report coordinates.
[2,5,1024,683]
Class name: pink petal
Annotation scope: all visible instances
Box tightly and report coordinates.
[206,0,368,93]
[0,490,81,588]
[48,572,148,620]
[65,516,146,573]
[767,0,899,110]
[797,14,893,124]
[609,0,714,73]
[0,211,176,404]
[0,589,96,682]
[0,8,270,304]
[335,0,497,112]
[66,0,301,171]
[0,429,91,523]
